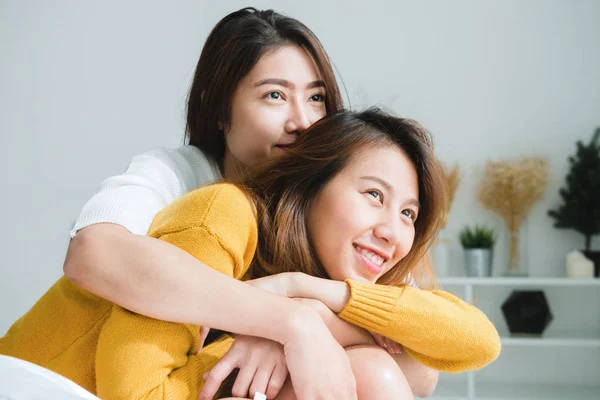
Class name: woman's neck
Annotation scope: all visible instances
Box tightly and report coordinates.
[222,151,245,183]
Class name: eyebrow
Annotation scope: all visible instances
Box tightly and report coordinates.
[360,176,420,208]
[253,78,325,90]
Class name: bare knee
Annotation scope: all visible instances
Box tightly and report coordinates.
[346,345,414,400]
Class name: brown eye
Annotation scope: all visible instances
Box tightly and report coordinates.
[310,93,325,102]
[268,92,282,100]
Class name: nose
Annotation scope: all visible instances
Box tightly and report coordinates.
[284,99,312,134]
[373,214,403,249]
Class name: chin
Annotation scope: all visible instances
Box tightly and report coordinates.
[345,271,373,284]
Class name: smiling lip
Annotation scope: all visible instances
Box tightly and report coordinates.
[354,243,391,261]
[353,245,386,275]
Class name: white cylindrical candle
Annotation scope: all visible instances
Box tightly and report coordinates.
[566,251,594,278]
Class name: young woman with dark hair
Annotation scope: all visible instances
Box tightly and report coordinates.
[61,8,352,398]
[2,109,501,400]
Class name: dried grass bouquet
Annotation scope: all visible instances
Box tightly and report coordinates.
[478,158,549,274]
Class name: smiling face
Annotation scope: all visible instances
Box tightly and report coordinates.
[222,45,327,180]
[306,145,420,283]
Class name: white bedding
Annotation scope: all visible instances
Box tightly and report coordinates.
[0,355,99,400]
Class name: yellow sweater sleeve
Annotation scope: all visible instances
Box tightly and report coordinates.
[95,184,257,399]
[338,280,502,373]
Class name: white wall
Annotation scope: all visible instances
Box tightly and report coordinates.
[1,0,599,333]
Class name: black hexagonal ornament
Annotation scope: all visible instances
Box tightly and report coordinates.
[501,290,553,336]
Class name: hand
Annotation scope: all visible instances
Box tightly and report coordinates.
[369,331,403,355]
[245,272,298,297]
[199,335,288,400]
[283,311,357,400]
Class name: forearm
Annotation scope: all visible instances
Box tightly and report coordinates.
[289,274,501,372]
[294,298,375,348]
[289,273,350,313]
[64,223,196,320]
[339,280,502,372]
[64,224,314,344]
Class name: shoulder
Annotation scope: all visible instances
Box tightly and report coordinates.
[142,145,222,190]
[149,183,255,238]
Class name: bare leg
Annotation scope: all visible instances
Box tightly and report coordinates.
[272,345,414,400]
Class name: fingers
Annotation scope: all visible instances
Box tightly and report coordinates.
[197,327,211,354]
[246,363,274,399]
[231,363,257,398]
[384,337,402,354]
[370,332,386,349]
[370,331,402,355]
[264,362,287,400]
[200,353,238,400]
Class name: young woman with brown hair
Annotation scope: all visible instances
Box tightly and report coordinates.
[2,108,501,399]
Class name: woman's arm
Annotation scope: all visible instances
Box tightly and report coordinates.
[288,273,502,373]
[64,223,242,326]
[64,146,219,324]
[293,298,376,348]
[94,185,357,400]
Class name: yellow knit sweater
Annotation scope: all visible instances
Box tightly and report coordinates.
[0,183,500,399]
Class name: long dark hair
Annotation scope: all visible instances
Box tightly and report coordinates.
[244,108,446,287]
[186,7,343,167]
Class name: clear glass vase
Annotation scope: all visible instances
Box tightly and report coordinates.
[504,219,529,277]
[432,228,452,277]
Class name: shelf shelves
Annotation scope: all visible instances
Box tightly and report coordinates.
[431,276,600,399]
[438,277,600,287]
[476,381,600,400]
[424,379,466,400]
[430,381,600,400]
[499,331,600,348]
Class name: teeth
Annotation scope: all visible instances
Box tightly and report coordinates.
[355,245,385,266]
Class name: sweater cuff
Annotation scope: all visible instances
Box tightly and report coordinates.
[337,279,400,332]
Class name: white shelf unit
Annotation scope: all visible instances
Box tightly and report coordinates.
[426,277,600,400]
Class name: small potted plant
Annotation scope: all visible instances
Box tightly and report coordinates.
[459,225,497,277]
[548,128,600,277]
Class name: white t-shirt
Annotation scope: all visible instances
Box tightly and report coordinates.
[71,145,221,237]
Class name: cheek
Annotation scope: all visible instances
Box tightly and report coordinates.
[307,201,346,274]
[230,103,279,140]
[255,104,287,127]
[395,228,416,262]
[310,106,327,122]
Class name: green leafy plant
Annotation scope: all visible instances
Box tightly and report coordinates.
[548,127,600,252]
[459,225,497,249]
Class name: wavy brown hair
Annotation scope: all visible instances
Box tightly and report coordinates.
[186,7,343,168]
[243,108,446,287]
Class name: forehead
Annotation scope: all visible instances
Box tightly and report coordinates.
[240,45,322,85]
[341,145,418,191]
